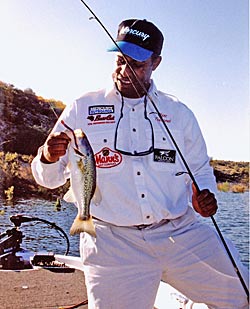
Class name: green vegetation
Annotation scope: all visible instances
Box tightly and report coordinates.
[217,182,246,193]
[0,81,67,200]
[217,182,231,192]
[0,151,69,201]
[4,186,14,201]
[0,81,249,200]
[0,81,65,155]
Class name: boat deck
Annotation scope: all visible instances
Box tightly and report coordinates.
[0,268,88,309]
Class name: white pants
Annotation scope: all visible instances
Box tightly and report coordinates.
[80,208,249,309]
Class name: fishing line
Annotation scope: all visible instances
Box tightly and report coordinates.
[48,102,60,119]
[78,0,200,190]
[61,120,89,160]
[78,0,249,299]
[47,103,81,153]
[80,0,143,98]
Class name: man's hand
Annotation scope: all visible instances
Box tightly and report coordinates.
[192,183,218,217]
[41,132,71,163]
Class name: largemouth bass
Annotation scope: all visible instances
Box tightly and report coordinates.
[64,128,100,237]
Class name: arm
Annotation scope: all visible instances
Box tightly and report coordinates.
[182,107,218,216]
[31,102,76,189]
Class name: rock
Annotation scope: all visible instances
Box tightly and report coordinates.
[0,81,248,199]
[0,81,67,199]
[0,81,62,155]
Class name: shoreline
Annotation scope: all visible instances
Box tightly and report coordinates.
[0,153,249,202]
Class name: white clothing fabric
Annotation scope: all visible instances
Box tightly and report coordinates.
[31,81,249,308]
[82,208,248,309]
[32,81,217,226]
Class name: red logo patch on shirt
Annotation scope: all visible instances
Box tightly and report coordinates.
[95,147,122,168]
[87,114,115,125]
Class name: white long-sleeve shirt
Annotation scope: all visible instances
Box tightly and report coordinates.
[31,81,217,226]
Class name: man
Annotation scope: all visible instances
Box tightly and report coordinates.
[32,19,248,308]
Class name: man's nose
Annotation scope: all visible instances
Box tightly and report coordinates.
[119,63,132,76]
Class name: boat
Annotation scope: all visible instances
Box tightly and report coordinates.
[0,214,208,309]
[55,254,208,309]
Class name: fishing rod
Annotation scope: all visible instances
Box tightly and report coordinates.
[78,0,249,299]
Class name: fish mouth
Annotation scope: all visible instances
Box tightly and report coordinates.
[74,129,85,138]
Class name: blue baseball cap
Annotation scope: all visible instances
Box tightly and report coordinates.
[108,19,164,62]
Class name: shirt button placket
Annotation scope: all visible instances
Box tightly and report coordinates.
[130,106,139,152]
[133,163,153,222]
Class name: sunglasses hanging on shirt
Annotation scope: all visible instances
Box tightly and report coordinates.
[114,94,154,156]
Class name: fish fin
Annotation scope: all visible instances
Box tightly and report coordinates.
[92,186,102,206]
[70,216,96,237]
[63,187,75,203]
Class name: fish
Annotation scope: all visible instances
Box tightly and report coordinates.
[63,128,101,237]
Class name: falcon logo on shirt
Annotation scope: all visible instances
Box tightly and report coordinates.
[153,149,176,163]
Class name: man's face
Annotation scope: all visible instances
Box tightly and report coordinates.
[113,53,161,98]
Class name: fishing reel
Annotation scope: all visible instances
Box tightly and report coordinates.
[0,215,30,270]
[0,214,70,270]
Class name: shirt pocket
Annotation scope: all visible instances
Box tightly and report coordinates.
[147,128,186,174]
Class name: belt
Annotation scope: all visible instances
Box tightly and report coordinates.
[93,217,153,229]
[93,217,170,230]
[134,219,170,230]
[134,223,153,230]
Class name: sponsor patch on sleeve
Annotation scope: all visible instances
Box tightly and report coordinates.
[153,149,176,163]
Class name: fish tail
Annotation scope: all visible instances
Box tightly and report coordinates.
[70,215,96,237]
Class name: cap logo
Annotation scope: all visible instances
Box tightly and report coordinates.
[119,26,150,41]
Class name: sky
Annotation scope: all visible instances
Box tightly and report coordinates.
[0,0,249,162]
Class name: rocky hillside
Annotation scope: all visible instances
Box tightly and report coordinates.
[0,81,249,201]
[0,81,63,155]
[0,81,67,200]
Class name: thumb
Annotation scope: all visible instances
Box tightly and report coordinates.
[192,183,199,197]
[192,183,200,213]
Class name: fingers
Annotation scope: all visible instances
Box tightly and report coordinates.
[41,132,71,163]
[192,184,218,217]
[197,190,218,217]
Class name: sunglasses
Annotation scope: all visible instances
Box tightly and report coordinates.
[114,95,154,156]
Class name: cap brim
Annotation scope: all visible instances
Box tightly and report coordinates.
[107,41,153,62]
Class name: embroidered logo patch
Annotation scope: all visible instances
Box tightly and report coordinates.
[119,26,150,42]
[87,105,115,125]
[87,114,115,125]
[95,147,122,168]
[89,105,114,115]
[149,112,171,123]
[153,149,176,163]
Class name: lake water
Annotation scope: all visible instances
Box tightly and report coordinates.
[0,192,249,269]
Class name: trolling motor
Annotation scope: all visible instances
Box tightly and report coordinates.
[0,214,70,270]
[0,216,31,269]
